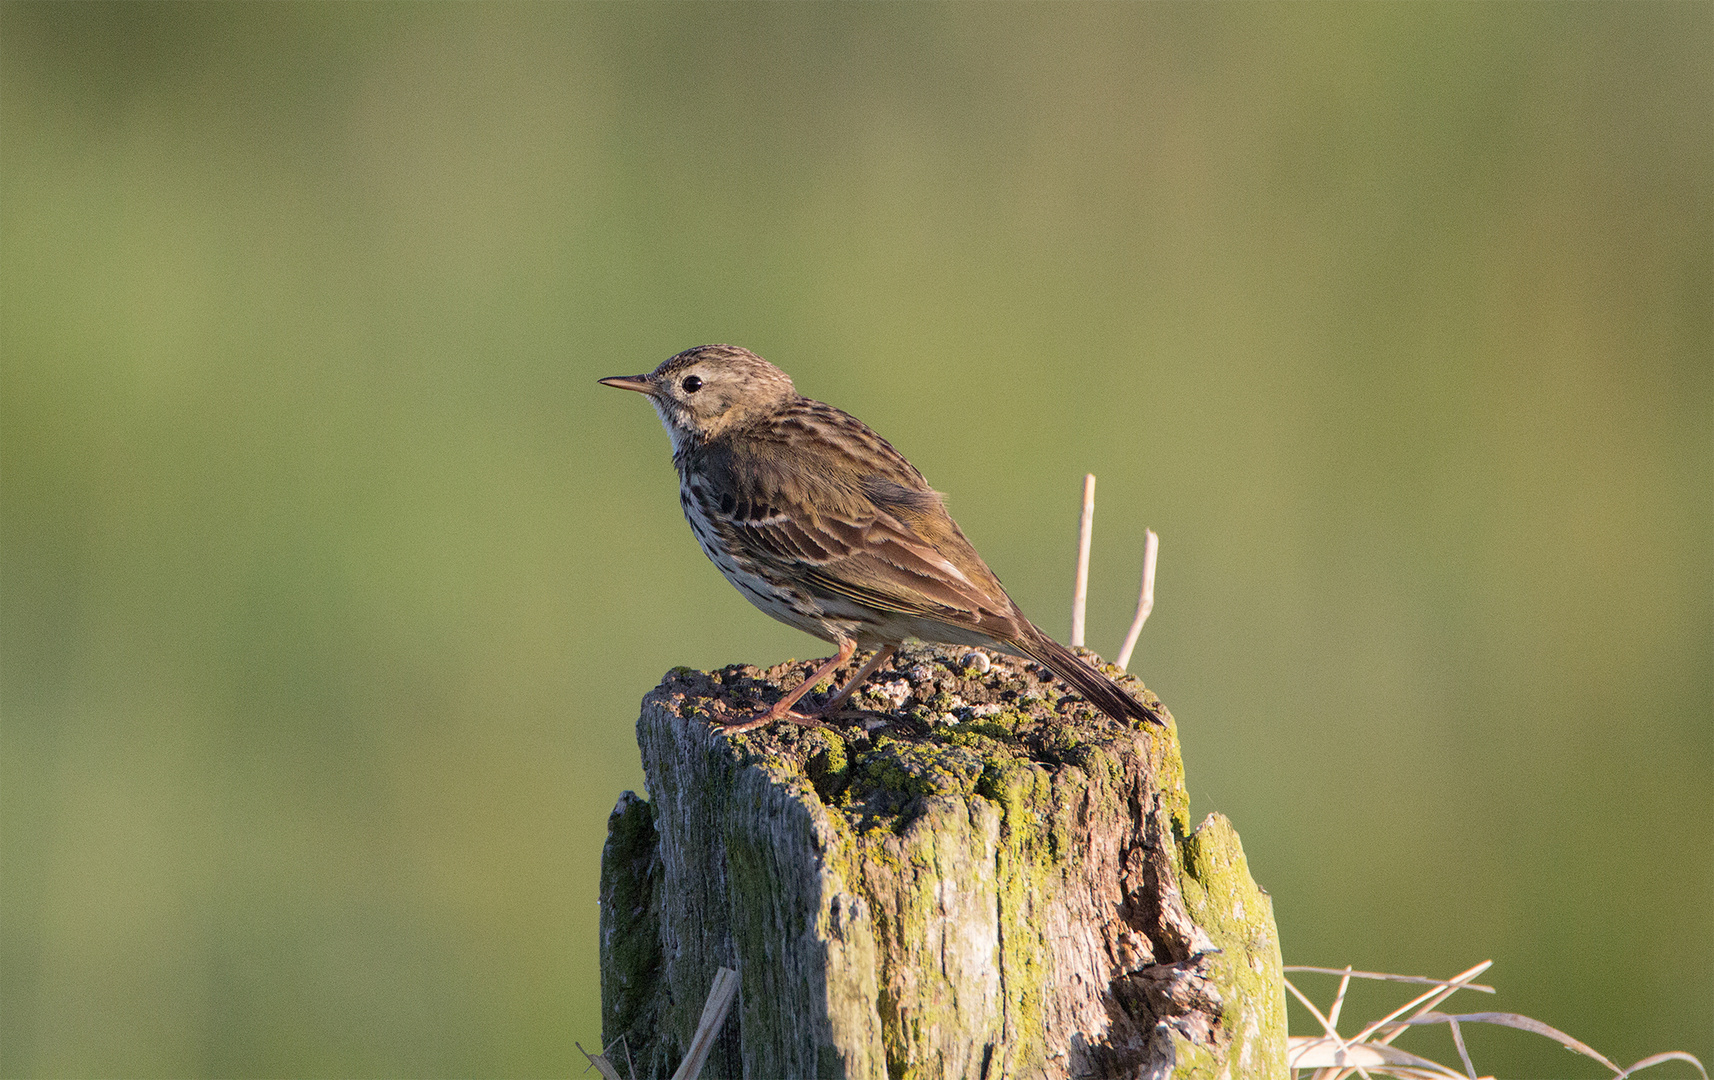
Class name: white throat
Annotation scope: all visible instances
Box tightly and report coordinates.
[652,398,693,457]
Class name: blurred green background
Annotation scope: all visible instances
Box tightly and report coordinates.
[2,2,1708,1076]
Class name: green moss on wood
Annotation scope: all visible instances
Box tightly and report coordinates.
[1174,813,1290,1080]
[602,643,1286,1079]
[598,792,666,1074]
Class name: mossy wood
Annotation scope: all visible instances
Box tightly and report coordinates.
[599,644,1286,1079]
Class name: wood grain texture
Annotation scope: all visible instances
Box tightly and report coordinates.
[599,644,1286,1079]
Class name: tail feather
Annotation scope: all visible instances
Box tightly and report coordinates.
[1014,628,1164,726]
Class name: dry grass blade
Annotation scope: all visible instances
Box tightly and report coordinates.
[1286,962,1706,1080]
[1284,972,1350,1043]
[1288,1035,1469,1077]
[1288,958,1496,1077]
[669,967,741,1080]
[1353,960,1494,1046]
[1115,527,1158,671]
[1327,966,1355,1031]
[1618,1053,1712,1080]
[1403,1012,1625,1074]
[1286,963,1486,1080]
[1284,974,1374,1079]
[576,1039,627,1080]
[1446,1016,1477,1080]
[1071,473,1094,647]
[1284,967,1496,994]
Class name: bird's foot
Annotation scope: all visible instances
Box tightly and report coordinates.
[715,700,825,735]
[712,641,861,734]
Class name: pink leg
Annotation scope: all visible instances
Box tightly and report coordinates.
[812,645,897,717]
[719,639,857,734]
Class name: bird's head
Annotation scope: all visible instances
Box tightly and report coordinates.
[600,344,798,447]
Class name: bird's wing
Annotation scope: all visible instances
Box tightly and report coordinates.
[707,414,1018,627]
[727,478,1008,622]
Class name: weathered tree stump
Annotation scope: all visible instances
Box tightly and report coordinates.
[599,644,1286,1079]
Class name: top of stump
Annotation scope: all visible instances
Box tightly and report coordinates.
[647,642,1183,834]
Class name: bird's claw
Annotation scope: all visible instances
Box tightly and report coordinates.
[714,703,824,735]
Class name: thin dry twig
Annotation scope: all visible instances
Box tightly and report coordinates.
[1071,473,1095,647]
[1115,527,1158,671]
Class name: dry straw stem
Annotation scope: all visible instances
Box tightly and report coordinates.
[1116,528,1159,672]
[1066,474,1158,670]
[577,1039,626,1080]
[581,967,739,1080]
[668,967,741,1080]
[1284,962,1707,1080]
[1070,473,1095,647]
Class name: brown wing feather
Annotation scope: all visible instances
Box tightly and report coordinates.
[700,399,1023,632]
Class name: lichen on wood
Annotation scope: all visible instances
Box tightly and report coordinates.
[599,644,1286,1079]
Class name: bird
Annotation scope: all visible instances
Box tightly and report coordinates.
[600,344,1162,734]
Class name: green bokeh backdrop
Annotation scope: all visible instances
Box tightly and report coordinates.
[3,3,1708,1076]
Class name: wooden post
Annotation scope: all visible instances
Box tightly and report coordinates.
[599,644,1287,1079]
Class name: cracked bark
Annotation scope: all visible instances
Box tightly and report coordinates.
[599,644,1286,1079]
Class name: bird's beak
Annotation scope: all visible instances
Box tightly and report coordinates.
[598,375,654,395]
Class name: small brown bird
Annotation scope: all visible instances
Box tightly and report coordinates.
[601,344,1161,733]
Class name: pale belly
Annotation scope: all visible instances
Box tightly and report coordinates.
[679,483,860,643]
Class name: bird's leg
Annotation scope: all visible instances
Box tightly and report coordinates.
[718,638,857,734]
[811,645,897,718]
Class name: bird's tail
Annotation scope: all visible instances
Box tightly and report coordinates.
[1013,625,1164,727]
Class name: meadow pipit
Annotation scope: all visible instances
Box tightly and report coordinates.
[601,344,1162,733]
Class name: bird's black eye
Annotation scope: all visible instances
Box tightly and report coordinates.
[681,375,703,393]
